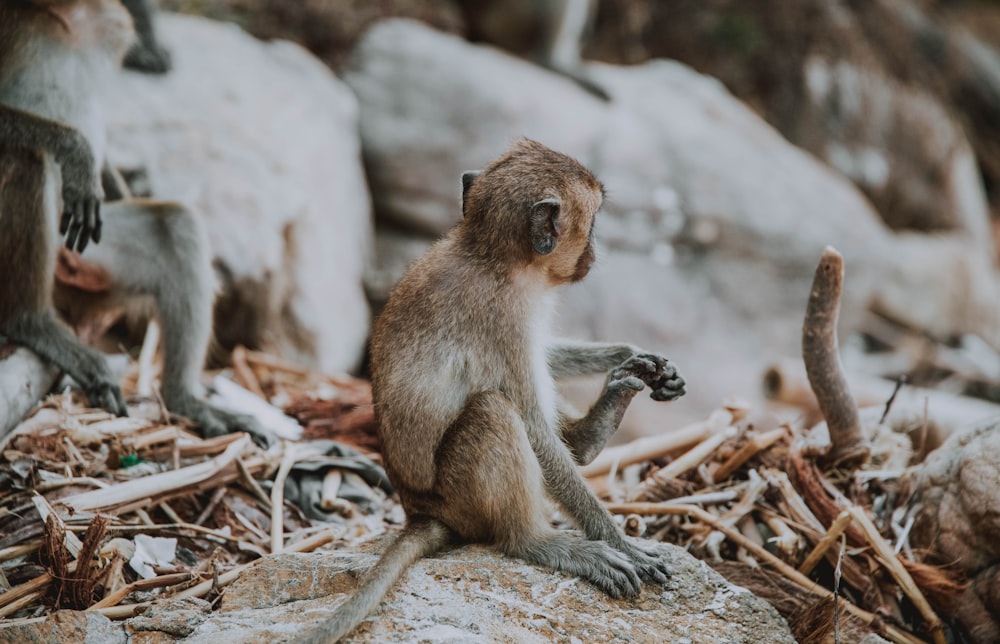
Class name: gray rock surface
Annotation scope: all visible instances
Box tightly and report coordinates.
[1,542,794,643]
[349,20,1000,429]
[907,419,1000,643]
[105,14,372,374]
[176,541,796,642]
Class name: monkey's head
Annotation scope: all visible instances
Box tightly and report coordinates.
[459,139,603,285]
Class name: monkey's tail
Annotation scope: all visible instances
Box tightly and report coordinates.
[297,517,450,644]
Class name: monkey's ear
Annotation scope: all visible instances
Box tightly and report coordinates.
[461,171,481,216]
[529,198,561,255]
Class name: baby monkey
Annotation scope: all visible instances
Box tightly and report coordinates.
[298,139,686,643]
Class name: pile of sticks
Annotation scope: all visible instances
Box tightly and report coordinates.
[0,349,381,626]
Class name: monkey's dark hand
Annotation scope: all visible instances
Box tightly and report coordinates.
[72,352,128,416]
[612,354,686,402]
[58,132,104,254]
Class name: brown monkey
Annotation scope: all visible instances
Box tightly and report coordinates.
[0,0,267,441]
[458,0,609,99]
[297,139,685,642]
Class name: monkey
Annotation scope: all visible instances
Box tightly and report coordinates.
[120,0,171,74]
[0,0,267,442]
[296,139,686,643]
[457,0,610,100]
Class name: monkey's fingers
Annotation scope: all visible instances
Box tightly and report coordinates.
[89,199,102,244]
[59,208,72,235]
[578,541,642,598]
[89,381,128,417]
[650,377,686,402]
[621,539,671,584]
[73,201,95,254]
[608,375,645,395]
[63,206,84,252]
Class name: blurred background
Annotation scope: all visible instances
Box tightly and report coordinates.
[106,0,1000,436]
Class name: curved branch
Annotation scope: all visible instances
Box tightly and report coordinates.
[802,247,869,469]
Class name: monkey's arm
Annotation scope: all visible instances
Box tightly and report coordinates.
[546,340,636,377]
[548,342,686,400]
[0,104,103,252]
[559,355,686,465]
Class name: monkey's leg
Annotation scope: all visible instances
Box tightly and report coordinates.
[433,391,642,598]
[120,0,172,74]
[521,398,671,585]
[77,200,271,443]
[0,148,126,415]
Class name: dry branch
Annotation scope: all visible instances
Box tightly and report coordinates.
[0,346,60,438]
[58,435,256,512]
[802,247,869,468]
[605,502,923,644]
[580,408,734,478]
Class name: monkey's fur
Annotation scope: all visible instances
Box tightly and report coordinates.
[297,140,685,643]
[0,0,265,441]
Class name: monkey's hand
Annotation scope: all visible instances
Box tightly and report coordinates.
[57,131,104,254]
[611,354,685,402]
[72,351,128,416]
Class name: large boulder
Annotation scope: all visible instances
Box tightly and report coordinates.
[0,543,795,642]
[590,0,999,249]
[348,19,999,429]
[220,542,795,642]
[105,14,372,374]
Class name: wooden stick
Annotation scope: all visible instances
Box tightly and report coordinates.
[0,591,42,618]
[231,346,266,399]
[798,510,852,576]
[714,427,788,482]
[90,572,192,610]
[0,572,51,610]
[136,320,160,397]
[59,435,252,512]
[628,422,737,501]
[605,503,924,644]
[801,247,868,468]
[270,443,298,553]
[580,409,731,478]
[848,507,945,644]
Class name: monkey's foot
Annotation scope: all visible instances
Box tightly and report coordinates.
[123,42,172,74]
[614,536,671,585]
[513,533,641,599]
[83,378,128,417]
[613,354,686,402]
[166,394,276,448]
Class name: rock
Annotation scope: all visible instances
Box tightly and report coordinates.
[105,14,372,375]
[106,540,793,642]
[906,419,1000,643]
[590,0,998,248]
[347,19,1000,429]
[0,609,126,644]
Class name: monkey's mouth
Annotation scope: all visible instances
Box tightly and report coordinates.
[571,247,596,282]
